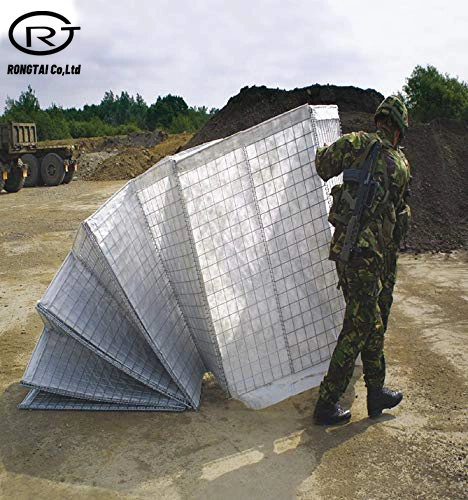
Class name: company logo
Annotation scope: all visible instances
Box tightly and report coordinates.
[9,11,80,56]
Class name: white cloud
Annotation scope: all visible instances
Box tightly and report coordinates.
[0,0,466,111]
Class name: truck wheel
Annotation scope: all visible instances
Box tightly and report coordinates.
[22,153,40,187]
[40,153,65,186]
[4,167,25,193]
[62,162,75,184]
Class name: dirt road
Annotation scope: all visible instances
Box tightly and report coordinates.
[0,182,466,499]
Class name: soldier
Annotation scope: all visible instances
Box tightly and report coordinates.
[313,95,412,425]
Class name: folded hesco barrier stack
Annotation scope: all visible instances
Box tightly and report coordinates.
[20,104,345,411]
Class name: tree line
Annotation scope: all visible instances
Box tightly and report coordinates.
[0,87,219,140]
[1,65,466,141]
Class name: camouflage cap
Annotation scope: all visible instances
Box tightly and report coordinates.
[374,95,409,135]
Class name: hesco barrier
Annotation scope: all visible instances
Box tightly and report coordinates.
[20,104,345,411]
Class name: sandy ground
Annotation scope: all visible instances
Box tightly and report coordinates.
[0,181,466,500]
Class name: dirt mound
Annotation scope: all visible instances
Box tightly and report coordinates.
[77,151,119,179]
[42,130,170,181]
[186,85,467,252]
[83,133,193,181]
[41,130,166,156]
[403,120,468,252]
[184,84,383,149]
[100,130,167,149]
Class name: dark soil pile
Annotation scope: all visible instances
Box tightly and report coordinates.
[403,120,467,252]
[184,84,383,149]
[186,85,467,252]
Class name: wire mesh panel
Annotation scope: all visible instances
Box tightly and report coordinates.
[85,181,205,407]
[246,114,335,373]
[22,321,185,409]
[174,105,345,407]
[37,252,187,404]
[20,104,344,411]
[178,145,288,398]
[19,389,185,411]
[134,157,228,391]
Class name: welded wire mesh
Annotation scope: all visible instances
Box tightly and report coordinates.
[19,389,185,411]
[22,321,184,409]
[20,105,344,411]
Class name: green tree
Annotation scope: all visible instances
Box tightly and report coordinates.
[41,105,71,140]
[147,95,188,130]
[4,85,40,121]
[403,65,468,122]
[133,93,148,129]
[167,106,218,133]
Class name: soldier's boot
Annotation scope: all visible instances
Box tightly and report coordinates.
[367,387,403,418]
[313,398,351,425]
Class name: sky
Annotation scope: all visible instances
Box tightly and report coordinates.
[0,0,467,111]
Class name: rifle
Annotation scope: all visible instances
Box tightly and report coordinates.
[339,140,381,263]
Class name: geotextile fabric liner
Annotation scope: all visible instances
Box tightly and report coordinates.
[20,105,345,411]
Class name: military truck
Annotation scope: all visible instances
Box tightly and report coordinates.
[0,122,77,193]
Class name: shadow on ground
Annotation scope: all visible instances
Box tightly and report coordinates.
[0,367,387,499]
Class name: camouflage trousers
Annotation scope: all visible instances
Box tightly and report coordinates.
[318,250,398,404]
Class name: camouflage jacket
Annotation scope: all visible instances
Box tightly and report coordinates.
[316,129,411,262]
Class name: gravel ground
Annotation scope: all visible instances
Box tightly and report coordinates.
[0,181,466,499]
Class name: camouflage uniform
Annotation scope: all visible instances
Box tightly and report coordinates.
[316,124,411,405]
